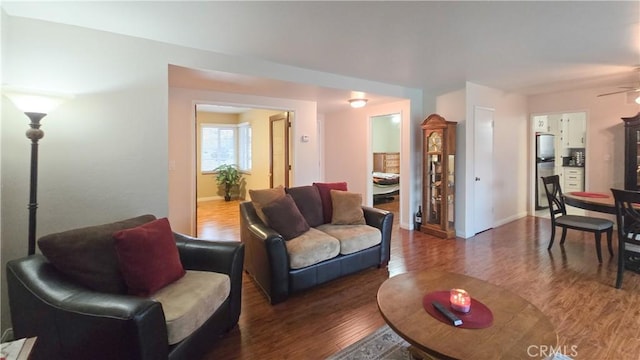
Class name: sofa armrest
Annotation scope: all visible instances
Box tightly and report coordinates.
[239,201,290,304]
[173,233,244,276]
[173,234,245,326]
[7,255,168,360]
[363,206,394,265]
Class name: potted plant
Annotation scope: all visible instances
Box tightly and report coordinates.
[213,164,242,201]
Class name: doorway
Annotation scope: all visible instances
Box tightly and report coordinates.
[531,112,587,218]
[371,113,401,211]
[194,105,290,237]
[270,112,291,188]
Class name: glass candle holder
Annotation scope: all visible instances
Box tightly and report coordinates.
[449,288,471,313]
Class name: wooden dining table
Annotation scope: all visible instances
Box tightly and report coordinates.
[564,190,640,272]
[562,191,616,214]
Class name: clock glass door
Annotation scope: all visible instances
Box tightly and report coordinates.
[424,131,447,224]
[426,149,443,226]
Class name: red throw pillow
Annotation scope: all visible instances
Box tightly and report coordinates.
[113,218,185,296]
[313,182,348,223]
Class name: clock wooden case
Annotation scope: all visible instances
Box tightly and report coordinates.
[421,114,457,238]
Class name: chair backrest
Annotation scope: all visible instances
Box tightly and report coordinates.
[541,175,567,219]
[611,188,640,246]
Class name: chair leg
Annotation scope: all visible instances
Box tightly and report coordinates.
[606,228,613,257]
[594,231,603,263]
[559,227,568,245]
[548,226,557,250]
[616,241,625,289]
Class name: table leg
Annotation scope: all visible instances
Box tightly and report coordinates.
[408,345,441,360]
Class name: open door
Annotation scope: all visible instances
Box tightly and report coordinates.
[371,113,401,208]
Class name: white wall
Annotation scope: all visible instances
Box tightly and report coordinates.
[372,115,401,153]
[323,99,419,229]
[529,86,640,217]
[529,87,640,190]
[168,87,320,235]
[1,15,170,333]
[1,14,423,333]
[437,83,528,238]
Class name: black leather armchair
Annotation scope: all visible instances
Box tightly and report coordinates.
[240,201,393,304]
[6,234,244,360]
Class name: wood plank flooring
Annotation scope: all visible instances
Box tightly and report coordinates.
[196,199,640,360]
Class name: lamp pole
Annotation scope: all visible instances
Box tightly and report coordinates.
[25,112,47,256]
[4,87,71,256]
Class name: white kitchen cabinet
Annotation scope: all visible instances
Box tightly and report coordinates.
[561,113,586,148]
[563,167,584,192]
[533,115,549,132]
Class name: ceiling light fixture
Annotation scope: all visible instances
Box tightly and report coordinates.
[636,95,640,105]
[348,98,368,108]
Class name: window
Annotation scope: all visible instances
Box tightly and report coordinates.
[238,123,252,171]
[200,123,251,173]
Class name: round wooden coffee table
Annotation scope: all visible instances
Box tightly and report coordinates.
[377,271,558,359]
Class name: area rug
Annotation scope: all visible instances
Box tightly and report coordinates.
[326,325,574,360]
[326,325,411,360]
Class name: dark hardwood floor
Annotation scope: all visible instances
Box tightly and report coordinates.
[196,198,640,360]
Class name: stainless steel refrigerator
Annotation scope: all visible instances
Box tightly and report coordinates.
[536,134,555,209]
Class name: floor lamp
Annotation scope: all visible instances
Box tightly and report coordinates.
[4,89,70,255]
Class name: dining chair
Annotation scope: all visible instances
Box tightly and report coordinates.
[541,175,613,263]
[611,188,640,289]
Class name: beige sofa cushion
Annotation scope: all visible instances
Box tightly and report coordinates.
[151,270,230,345]
[316,224,381,255]
[285,228,340,269]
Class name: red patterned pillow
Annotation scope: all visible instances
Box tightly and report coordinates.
[313,182,348,224]
[113,218,185,296]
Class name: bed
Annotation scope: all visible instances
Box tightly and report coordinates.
[373,172,399,203]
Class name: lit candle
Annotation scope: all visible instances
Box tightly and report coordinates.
[449,288,471,313]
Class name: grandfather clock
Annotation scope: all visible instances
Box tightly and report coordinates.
[421,114,457,238]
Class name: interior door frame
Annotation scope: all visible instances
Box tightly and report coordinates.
[269,112,290,188]
[368,112,403,219]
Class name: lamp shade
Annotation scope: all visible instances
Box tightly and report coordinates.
[3,88,72,114]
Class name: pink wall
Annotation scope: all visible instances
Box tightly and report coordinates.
[529,86,640,193]
[323,100,413,228]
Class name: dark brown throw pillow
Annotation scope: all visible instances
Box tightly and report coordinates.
[38,214,157,294]
[249,186,286,225]
[285,185,324,227]
[113,218,186,297]
[313,182,348,224]
[262,194,310,240]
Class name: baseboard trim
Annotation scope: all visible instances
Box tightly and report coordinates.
[197,196,222,202]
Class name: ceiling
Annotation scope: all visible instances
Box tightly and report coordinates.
[3,1,640,113]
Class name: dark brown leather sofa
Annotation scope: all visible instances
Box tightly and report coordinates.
[6,233,244,360]
[240,201,393,304]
